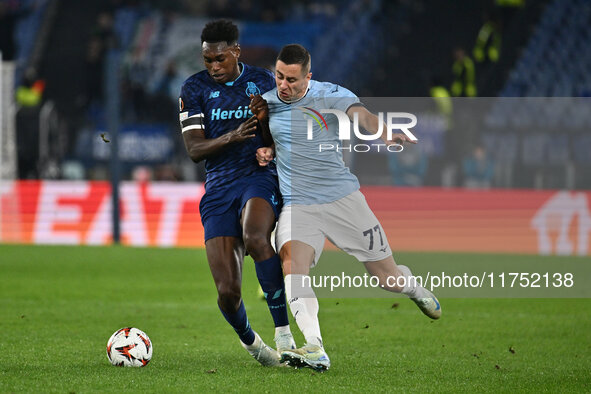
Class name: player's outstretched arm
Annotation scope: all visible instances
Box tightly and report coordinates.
[183,116,259,163]
[346,106,418,146]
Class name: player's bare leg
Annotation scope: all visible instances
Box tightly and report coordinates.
[364,256,441,319]
[280,241,330,371]
[241,198,294,353]
[205,236,279,366]
[241,197,277,262]
[205,236,245,317]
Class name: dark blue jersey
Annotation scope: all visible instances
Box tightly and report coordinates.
[179,63,276,191]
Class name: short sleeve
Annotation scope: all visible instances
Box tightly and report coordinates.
[324,83,361,113]
[179,79,205,134]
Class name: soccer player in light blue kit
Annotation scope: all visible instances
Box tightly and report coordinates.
[252,44,441,371]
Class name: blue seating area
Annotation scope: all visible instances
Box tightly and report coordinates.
[485,97,591,130]
[477,0,591,188]
[113,6,142,51]
[13,0,49,84]
[485,0,591,131]
[501,0,591,97]
[116,2,384,97]
[312,0,382,90]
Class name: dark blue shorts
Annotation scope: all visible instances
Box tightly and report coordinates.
[199,171,282,242]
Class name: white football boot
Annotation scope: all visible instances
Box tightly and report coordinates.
[411,289,442,319]
[280,344,330,371]
[241,332,281,367]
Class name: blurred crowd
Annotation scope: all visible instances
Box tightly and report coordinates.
[3,0,589,190]
[3,0,356,184]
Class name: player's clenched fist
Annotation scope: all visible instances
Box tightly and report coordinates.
[256,147,274,166]
[249,94,269,121]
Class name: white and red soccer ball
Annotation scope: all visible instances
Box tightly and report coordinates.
[106,327,152,367]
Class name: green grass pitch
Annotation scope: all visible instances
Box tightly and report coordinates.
[1,244,590,392]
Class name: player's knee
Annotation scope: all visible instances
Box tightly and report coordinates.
[217,283,242,313]
[242,230,270,258]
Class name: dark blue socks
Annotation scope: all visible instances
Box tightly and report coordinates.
[219,300,255,345]
[255,254,289,327]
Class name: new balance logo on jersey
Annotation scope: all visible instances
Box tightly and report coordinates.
[211,106,253,121]
[209,91,220,99]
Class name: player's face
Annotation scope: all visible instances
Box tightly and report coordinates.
[202,42,241,84]
[275,60,311,102]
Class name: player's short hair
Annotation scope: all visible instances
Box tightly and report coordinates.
[277,44,311,74]
[201,20,239,45]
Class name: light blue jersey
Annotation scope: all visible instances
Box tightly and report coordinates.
[263,80,361,205]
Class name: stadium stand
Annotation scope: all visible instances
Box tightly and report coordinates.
[4,0,589,189]
[311,0,383,95]
[501,0,591,97]
[1,0,50,85]
[481,0,591,189]
[11,0,50,85]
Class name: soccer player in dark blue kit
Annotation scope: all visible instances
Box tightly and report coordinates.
[179,20,294,366]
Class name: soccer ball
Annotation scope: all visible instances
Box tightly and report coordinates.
[106,327,152,367]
